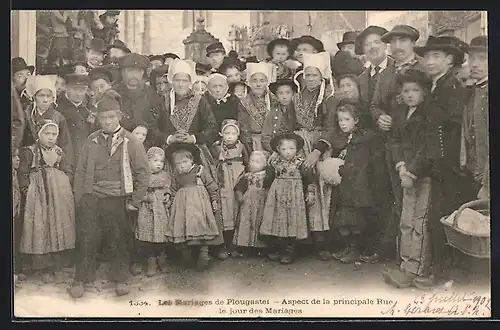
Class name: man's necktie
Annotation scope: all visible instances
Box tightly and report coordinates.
[105,134,113,154]
[372,65,381,78]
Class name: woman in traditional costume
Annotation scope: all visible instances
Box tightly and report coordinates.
[238,62,278,152]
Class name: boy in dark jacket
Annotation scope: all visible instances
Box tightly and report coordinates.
[383,70,433,288]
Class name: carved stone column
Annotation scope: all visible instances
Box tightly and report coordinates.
[183,17,219,65]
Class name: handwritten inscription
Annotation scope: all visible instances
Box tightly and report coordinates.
[381,292,491,317]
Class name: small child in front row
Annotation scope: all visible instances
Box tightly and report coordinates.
[331,104,385,264]
[18,121,76,283]
[165,143,223,271]
[210,119,249,259]
[382,69,433,288]
[232,150,272,257]
[259,132,315,265]
[136,147,171,277]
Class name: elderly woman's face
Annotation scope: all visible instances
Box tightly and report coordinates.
[338,77,359,100]
[304,67,323,90]
[122,67,144,89]
[35,89,54,111]
[172,73,191,96]
[208,76,228,99]
[249,73,268,96]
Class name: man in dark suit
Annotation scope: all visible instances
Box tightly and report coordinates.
[353,26,396,264]
[364,25,427,264]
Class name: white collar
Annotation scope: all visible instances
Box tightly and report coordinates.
[370,56,388,76]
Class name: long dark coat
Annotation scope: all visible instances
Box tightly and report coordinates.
[56,95,98,165]
[336,128,387,207]
[114,82,164,147]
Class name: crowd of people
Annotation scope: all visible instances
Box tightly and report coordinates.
[11,20,489,300]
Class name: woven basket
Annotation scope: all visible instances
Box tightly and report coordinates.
[440,199,490,259]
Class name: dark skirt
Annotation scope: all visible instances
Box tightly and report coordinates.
[334,205,371,231]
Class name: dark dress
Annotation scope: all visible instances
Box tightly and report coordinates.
[334,129,386,230]
[204,92,244,132]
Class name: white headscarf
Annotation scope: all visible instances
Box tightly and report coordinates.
[295,52,335,116]
[168,59,197,114]
[25,75,58,109]
[207,73,230,101]
[37,121,59,140]
[245,62,274,111]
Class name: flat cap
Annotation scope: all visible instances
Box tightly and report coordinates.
[65,73,90,86]
[96,89,122,113]
[118,53,150,69]
[89,67,113,83]
[381,25,420,43]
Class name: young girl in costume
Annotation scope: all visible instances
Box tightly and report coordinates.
[18,120,75,283]
[331,104,385,264]
[165,143,223,271]
[259,132,315,264]
[136,147,171,277]
[232,150,272,257]
[210,119,249,258]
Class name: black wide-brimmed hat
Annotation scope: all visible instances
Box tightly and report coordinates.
[219,56,243,72]
[269,79,298,95]
[291,35,325,53]
[337,31,359,50]
[195,62,211,75]
[381,25,420,43]
[267,38,293,57]
[415,36,467,67]
[466,35,488,53]
[149,54,166,63]
[163,53,180,60]
[354,25,389,55]
[107,39,131,53]
[270,131,305,152]
[165,143,202,165]
[12,57,35,75]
